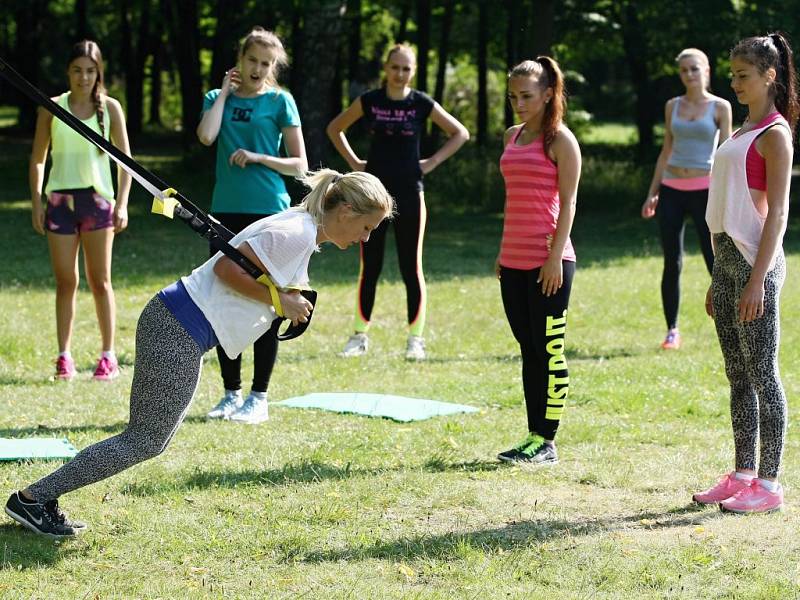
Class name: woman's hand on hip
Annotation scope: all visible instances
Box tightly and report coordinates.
[738,278,765,322]
[538,256,563,297]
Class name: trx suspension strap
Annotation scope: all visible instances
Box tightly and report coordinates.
[0,56,314,341]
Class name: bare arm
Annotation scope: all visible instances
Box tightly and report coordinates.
[326,97,366,171]
[642,100,675,218]
[716,99,733,144]
[29,106,53,235]
[228,125,309,176]
[738,125,793,322]
[539,126,581,296]
[107,97,132,232]
[196,70,239,146]
[212,241,312,323]
[420,102,470,174]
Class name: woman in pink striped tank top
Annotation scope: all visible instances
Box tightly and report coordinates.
[693,33,798,515]
[495,57,581,467]
[642,48,732,350]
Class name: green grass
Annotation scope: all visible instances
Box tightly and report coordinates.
[1,129,800,599]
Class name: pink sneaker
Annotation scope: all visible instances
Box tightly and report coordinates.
[55,355,76,381]
[661,328,681,350]
[720,480,783,514]
[692,472,752,504]
[93,356,119,381]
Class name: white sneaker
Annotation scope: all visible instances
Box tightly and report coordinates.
[340,333,369,357]
[207,389,243,419]
[229,391,269,424]
[405,335,426,361]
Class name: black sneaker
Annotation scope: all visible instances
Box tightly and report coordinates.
[5,491,86,538]
[498,432,540,462]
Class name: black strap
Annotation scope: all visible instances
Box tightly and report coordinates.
[0,56,314,339]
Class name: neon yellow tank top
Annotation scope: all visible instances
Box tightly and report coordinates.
[44,92,115,202]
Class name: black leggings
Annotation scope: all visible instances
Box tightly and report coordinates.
[657,184,714,329]
[500,262,575,440]
[210,212,278,393]
[355,189,426,336]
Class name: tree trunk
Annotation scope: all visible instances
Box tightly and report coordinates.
[209,0,246,92]
[148,35,163,126]
[619,2,655,158]
[476,0,488,146]
[75,0,91,40]
[299,0,347,168]
[13,1,46,130]
[505,0,519,129]
[396,0,410,42]
[430,0,454,148]
[527,0,554,57]
[289,3,304,108]
[164,0,203,148]
[415,0,430,93]
[347,0,362,95]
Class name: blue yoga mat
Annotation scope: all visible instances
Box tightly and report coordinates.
[274,393,479,422]
[0,438,79,461]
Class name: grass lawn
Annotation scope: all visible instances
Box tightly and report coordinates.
[0,128,799,599]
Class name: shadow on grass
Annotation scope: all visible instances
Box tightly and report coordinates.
[0,422,127,437]
[298,503,723,564]
[118,457,503,497]
[0,524,85,568]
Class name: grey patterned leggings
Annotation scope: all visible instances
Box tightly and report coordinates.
[29,296,204,502]
[711,233,787,479]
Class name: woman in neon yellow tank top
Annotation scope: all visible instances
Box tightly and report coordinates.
[29,40,132,382]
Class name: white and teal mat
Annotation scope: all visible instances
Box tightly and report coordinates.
[274,392,479,422]
[0,438,78,461]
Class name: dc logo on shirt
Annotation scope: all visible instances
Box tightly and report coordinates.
[232,108,253,122]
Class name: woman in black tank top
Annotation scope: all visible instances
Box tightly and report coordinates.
[327,44,469,361]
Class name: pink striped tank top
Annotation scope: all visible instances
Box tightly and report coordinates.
[499,128,576,270]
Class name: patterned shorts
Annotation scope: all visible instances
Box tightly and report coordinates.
[46,187,114,234]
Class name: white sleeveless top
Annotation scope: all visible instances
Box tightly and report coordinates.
[705,114,788,268]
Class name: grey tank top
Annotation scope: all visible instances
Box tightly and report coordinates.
[667,97,719,171]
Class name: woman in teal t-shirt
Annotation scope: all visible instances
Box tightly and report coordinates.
[197,26,308,424]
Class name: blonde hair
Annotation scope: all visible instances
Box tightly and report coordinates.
[239,27,288,89]
[385,43,416,64]
[675,48,709,67]
[295,169,395,224]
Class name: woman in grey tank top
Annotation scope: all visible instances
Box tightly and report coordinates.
[641,48,732,350]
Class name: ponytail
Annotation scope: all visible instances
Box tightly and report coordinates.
[296,169,395,224]
[508,56,567,154]
[731,32,799,135]
[769,32,799,135]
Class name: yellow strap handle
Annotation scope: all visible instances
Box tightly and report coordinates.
[151,187,180,219]
[257,274,284,317]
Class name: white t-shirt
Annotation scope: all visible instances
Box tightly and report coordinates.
[182,209,318,357]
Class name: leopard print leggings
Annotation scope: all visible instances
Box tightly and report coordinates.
[28,296,204,502]
[711,233,787,479]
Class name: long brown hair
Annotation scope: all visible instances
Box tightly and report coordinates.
[731,32,799,135]
[508,56,566,154]
[67,40,107,144]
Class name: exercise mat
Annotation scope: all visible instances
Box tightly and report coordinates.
[0,438,78,461]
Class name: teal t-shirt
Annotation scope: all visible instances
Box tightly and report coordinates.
[202,88,301,214]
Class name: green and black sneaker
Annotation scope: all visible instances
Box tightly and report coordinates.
[497,432,541,463]
[498,433,558,467]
